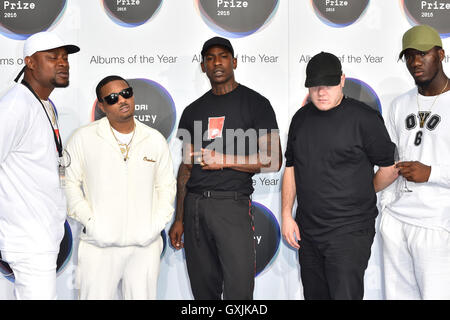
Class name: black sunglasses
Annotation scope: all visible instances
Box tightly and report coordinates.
[102,87,133,105]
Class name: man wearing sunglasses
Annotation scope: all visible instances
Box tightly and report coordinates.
[64,75,176,299]
[0,32,79,300]
[169,37,281,300]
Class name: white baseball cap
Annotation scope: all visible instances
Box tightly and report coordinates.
[23,31,80,58]
[14,31,80,82]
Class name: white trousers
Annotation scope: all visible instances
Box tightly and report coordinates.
[1,251,58,300]
[380,212,450,300]
[76,237,163,300]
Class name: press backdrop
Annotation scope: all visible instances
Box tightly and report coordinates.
[0,0,449,300]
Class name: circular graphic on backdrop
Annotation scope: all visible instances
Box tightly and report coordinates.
[196,0,279,38]
[311,0,370,28]
[302,77,382,113]
[0,220,73,282]
[252,202,280,276]
[401,0,450,37]
[92,78,176,140]
[0,0,67,40]
[102,0,162,27]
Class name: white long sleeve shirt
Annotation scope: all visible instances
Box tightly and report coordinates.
[0,84,66,253]
[65,117,176,247]
[382,88,450,232]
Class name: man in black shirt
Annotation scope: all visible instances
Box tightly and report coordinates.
[281,52,396,300]
[169,37,281,300]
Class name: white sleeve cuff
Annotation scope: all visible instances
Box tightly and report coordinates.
[428,165,450,187]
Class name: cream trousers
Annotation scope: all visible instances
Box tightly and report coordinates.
[76,237,163,300]
[1,251,58,300]
[380,212,450,300]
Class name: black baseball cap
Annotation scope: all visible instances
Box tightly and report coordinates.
[305,52,342,88]
[201,36,234,58]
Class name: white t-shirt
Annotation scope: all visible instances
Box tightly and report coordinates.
[111,127,133,145]
[0,84,66,253]
[111,126,134,159]
[382,88,450,232]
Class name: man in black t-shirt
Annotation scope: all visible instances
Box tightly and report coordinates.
[281,52,396,300]
[168,37,281,300]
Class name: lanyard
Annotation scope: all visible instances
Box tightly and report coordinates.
[20,80,63,158]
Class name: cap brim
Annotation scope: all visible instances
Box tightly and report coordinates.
[201,45,233,57]
[398,43,436,59]
[64,44,80,54]
[305,75,341,88]
[26,44,80,58]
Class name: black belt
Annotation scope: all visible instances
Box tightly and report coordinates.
[191,190,250,200]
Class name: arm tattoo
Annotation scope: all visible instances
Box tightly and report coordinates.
[175,161,192,222]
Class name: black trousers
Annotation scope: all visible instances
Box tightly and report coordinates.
[183,191,255,300]
[298,228,375,300]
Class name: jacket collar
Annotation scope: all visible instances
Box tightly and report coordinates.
[96,117,148,148]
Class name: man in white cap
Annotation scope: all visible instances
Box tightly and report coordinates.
[0,31,79,299]
[377,24,450,299]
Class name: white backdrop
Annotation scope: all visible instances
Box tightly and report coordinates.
[0,0,449,300]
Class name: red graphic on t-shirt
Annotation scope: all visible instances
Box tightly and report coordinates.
[208,116,225,140]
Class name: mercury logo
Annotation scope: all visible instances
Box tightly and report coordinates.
[0,0,66,40]
[196,0,279,38]
[303,77,382,113]
[311,0,369,28]
[102,0,162,27]
[252,202,280,276]
[402,0,450,36]
[0,221,73,282]
[92,78,176,140]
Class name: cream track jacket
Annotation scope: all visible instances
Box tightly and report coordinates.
[65,117,176,247]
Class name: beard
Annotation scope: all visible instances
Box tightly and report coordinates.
[414,78,432,87]
[413,68,439,89]
[51,73,70,88]
[52,79,69,88]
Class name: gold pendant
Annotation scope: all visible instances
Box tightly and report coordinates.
[417,111,430,129]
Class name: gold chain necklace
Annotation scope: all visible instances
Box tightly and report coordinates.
[110,124,136,161]
[417,78,449,128]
